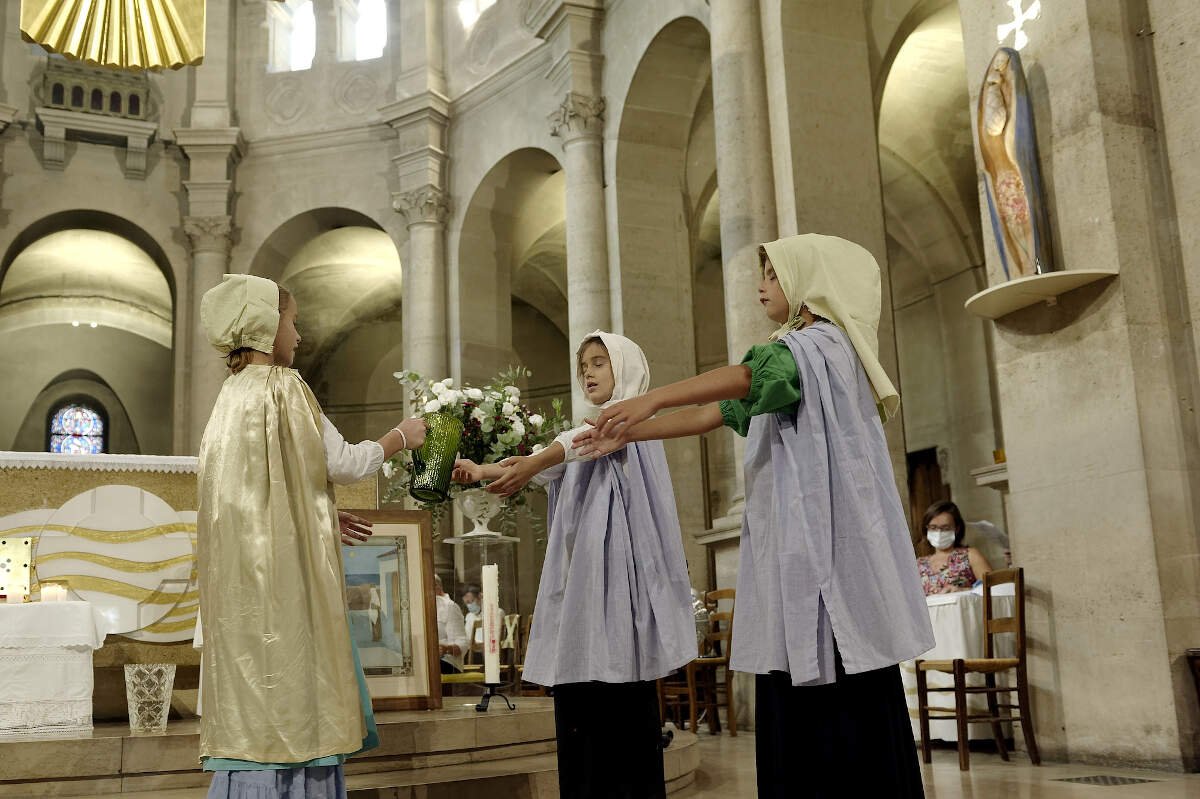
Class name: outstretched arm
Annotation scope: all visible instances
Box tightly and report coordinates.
[451,442,568,498]
[485,443,568,497]
[574,404,724,458]
[590,364,751,437]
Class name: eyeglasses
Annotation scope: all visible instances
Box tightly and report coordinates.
[927,525,956,533]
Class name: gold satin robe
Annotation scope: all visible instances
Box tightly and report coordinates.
[197,365,364,763]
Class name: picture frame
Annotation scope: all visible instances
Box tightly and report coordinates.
[341,509,441,711]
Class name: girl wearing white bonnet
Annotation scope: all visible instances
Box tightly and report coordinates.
[577,235,934,797]
[195,274,426,798]
[451,331,695,798]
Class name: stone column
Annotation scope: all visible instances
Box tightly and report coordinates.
[312,0,339,66]
[183,216,233,450]
[393,186,450,383]
[550,92,612,418]
[705,0,778,526]
[176,0,243,453]
[956,0,1200,769]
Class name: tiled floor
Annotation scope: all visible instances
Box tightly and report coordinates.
[676,733,1200,798]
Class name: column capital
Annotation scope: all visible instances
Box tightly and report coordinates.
[393,185,449,226]
[549,92,605,142]
[184,215,233,256]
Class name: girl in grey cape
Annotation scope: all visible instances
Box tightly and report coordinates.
[576,235,935,798]
[452,331,695,799]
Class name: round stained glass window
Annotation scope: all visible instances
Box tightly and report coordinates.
[49,404,104,455]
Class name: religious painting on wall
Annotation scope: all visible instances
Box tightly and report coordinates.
[341,509,441,711]
[977,46,1056,280]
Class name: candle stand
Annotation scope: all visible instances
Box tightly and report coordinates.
[475,682,516,713]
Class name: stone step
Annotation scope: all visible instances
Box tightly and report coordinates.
[0,701,698,798]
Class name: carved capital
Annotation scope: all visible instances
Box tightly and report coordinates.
[184,216,233,256]
[393,185,449,226]
[549,92,605,141]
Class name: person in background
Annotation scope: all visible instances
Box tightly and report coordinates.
[434,575,468,673]
[916,500,993,595]
[461,585,502,646]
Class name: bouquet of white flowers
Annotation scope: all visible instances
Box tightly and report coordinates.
[383,366,568,532]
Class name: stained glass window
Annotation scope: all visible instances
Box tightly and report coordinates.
[49,404,105,455]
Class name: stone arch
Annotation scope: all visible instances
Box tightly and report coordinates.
[612,15,715,589]
[454,146,567,396]
[877,3,1005,553]
[1,209,177,302]
[248,207,404,442]
[13,370,140,454]
[0,216,175,454]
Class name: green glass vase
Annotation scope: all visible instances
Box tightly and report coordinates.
[409,412,464,503]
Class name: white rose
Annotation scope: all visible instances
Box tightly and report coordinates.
[471,407,487,422]
[424,399,442,414]
[511,420,525,437]
[431,381,447,396]
[381,460,395,478]
[505,385,520,397]
[442,377,455,386]
[501,402,515,415]
[531,444,545,454]
[529,414,544,428]
[466,388,484,401]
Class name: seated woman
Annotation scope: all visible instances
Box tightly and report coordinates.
[917,500,992,595]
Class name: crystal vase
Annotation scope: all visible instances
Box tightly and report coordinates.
[124,663,175,735]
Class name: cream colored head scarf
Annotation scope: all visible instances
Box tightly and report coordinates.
[760,234,900,421]
[200,274,280,356]
[576,330,650,414]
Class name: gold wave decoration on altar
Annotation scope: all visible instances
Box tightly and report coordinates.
[36,550,194,573]
[5,521,193,542]
[20,0,205,71]
[47,573,198,604]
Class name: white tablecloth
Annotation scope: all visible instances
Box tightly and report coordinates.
[0,601,110,737]
[900,585,1016,742]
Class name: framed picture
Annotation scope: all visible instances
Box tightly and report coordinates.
[341,509,440,711]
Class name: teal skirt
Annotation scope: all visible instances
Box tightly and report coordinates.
[203,635,379,771]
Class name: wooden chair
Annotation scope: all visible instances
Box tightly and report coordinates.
[501,613,520,685]
[916,567,1040,771]
[659,588,737,736]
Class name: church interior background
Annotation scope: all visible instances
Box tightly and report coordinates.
[2,0,1200,795]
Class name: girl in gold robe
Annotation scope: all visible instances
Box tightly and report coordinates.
[197,274,426,798]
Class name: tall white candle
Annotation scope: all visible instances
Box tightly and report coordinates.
[482,563,501,684]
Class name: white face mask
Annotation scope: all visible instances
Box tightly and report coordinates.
[466,602,480,615]
[926,530,956,551]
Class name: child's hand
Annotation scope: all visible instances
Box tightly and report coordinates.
[572,424,627,459]
[452,458,483,484]
[592,394,656,437]
[339,511,373,545]
[486,456,539,498]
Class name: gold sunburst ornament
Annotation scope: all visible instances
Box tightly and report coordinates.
[20,0,206,71]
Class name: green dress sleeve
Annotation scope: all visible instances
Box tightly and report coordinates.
[718,342,803,437]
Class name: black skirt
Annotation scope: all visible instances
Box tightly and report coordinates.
[755,653,925,798]
[553,680,666,799]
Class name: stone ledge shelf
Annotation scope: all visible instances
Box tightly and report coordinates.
[971,462,1008,491]
[35,107,158,179]
[964,269,1117,320]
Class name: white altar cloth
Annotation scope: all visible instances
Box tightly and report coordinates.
[0,601,111,737]
[900,585,1016,742]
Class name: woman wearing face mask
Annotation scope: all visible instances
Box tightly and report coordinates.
[916,501,993,595]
